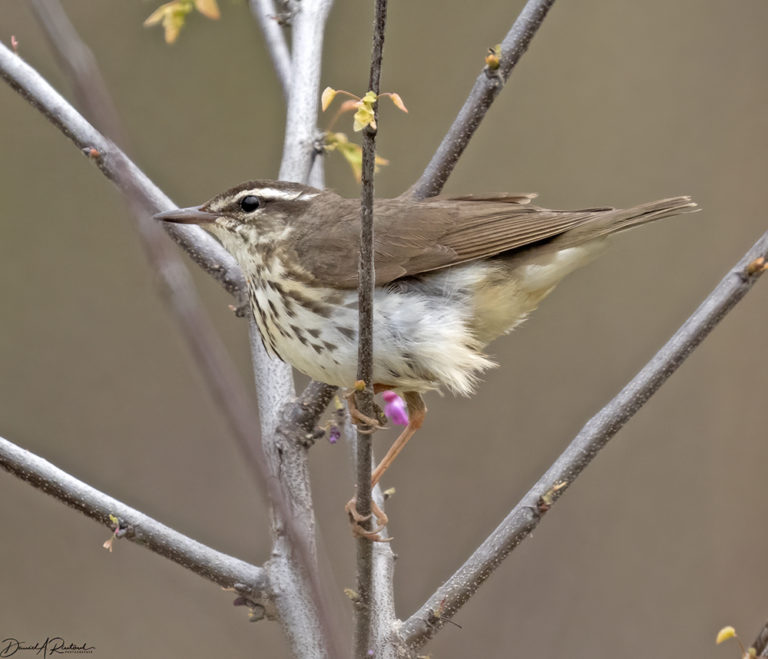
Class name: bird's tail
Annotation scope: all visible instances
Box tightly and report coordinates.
[556,196,699,247]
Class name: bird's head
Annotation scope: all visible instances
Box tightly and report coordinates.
[155,179,323,257]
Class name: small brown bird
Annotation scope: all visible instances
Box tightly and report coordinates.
[156,181,697,486]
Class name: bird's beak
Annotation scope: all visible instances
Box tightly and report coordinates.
[154,206,219,225]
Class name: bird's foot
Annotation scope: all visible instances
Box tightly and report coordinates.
[344,387,385,433]
[345,497,392,542]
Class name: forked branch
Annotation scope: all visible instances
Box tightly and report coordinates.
[0,434,268,599]
[402,241,768,649]
[0,34,341,657]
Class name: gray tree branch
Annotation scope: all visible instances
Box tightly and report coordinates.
[0,34,341,658]
[407,0,556,200]
[249,0,293,100]
[5,1,745,656]
[401,239,768,650]
[0,434,269,603]
[29,0,125,145]
[278,0,333,184]
[0,39,286,510]
[256,1,345,656]
[0,41,245,299]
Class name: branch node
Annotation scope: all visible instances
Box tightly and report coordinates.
[536,479,568,513]
[744,256,768,278]
[229,296,251,317]
[81,145,101,159]
[300,426,326,448]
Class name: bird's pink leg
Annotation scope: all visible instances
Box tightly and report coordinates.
[345,391,426,541]
[371,392,427,487]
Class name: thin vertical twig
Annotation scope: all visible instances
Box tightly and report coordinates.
[342,416,397,657]
[354,0,389,655]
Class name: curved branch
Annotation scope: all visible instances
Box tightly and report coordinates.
[0,41,245,299]
[0,37,301,516]
[0,38,341,654]
[0,434,269,600]
[402,235,768,649]
[407,0,556,199]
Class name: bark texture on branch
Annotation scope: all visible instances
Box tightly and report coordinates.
[402,241,768,650]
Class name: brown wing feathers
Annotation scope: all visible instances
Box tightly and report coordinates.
[291,192,697,288]
[391,195,696,276]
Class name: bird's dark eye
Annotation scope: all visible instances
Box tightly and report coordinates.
[240,195,261,212]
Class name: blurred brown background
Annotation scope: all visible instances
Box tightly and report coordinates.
[1,1,766,657]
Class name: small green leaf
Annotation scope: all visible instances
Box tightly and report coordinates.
[716,626,736,645]
[353,104,375,132]
[144,0,216,43]
[144,1,193,44]
[321,87,337,112]
[194,0,220,19]
[325,132,389,181]
[144,3,170,26]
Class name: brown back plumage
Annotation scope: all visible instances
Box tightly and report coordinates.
[289,191,698,288]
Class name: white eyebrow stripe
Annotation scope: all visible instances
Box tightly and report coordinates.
[244,188,319,202]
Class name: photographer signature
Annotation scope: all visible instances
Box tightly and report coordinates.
[0,637,94,657]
